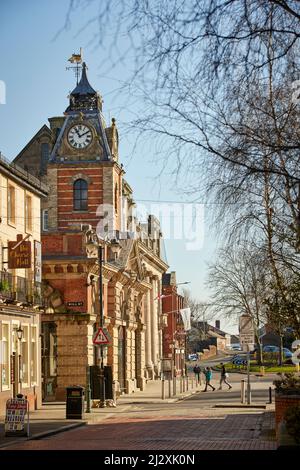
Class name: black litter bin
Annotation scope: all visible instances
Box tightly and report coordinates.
[66,386,85,419]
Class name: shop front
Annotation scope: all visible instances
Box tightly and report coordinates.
[0,308,41,415]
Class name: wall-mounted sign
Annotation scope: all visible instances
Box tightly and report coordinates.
[34,240,42,283]
[8,235,31,269]
[67,301,84,307]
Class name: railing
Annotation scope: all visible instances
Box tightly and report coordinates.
[0,271,44,306]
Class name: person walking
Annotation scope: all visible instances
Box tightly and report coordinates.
[218,363,232,390]
[193,364,201,385]
[203,367,215,391]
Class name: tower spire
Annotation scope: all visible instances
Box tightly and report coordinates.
[65,59,102,113]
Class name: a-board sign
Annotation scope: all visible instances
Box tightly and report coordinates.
[4,398,30,437]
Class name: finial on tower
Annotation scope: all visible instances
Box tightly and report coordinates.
[66,48,83,85]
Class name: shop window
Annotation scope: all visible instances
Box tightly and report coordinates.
[30,326,37,385]
[21,325,29,386]
[1,323,10,389]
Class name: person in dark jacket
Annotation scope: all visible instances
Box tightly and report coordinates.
[218,363,232,390]
[193,364,202,385]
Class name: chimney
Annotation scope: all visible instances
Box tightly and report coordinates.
[215,320,220,330]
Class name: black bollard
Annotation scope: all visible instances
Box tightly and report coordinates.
[269,387,272,404]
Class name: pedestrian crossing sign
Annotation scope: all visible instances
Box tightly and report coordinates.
[93,327,111,345]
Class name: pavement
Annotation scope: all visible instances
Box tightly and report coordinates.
[0,366,278,450]
[0,377,200,449]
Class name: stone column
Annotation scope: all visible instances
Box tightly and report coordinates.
[125,324,137,393]
[145,277,153,379]
[157,277,163,376]
[151,276,159,377]
[136,325,146,390]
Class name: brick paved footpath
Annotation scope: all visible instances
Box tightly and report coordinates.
[0,401,276,450]
[0,412,276,450]
[0,371,278,450]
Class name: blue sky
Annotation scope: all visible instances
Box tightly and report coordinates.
[0,0,238,334]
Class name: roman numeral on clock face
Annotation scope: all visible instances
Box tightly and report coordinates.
[67,124,93,149]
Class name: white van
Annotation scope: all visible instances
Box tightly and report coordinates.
[188,353,198,361]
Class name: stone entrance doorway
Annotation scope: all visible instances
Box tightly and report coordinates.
[41,322,57,401]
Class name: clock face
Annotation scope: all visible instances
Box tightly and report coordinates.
[67,124,93,149]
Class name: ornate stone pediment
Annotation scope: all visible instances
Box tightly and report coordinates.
[42,281,67,314]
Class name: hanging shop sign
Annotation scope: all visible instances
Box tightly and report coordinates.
[8,235,31,269]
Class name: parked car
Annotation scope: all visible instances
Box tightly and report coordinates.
[188,354,198,361]
[231,343,242,351]
[263,345,278,353]
[262,345,293,358]
[283,348,293,358]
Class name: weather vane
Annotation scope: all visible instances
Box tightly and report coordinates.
[66,47,83,85]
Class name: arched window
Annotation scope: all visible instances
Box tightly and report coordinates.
[73,179,88,211]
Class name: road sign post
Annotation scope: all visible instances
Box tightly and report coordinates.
[246,345,251,404]
[92,326,111,408]
[239,315,254,404]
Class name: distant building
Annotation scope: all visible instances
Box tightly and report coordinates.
[192,320,232,353]
[162,272,186,376]
[230,334,240,345]
[258,323,294,348]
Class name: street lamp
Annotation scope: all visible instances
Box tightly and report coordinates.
[14,326,23,397]
[85,232,106,408]
[16,326,23,341]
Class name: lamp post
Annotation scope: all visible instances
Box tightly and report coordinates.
[15,326,23,396]
[98,244,106,408]
[85,233,106,408]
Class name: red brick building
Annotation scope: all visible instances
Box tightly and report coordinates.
[162,272,186,377]
[14,61,168,400]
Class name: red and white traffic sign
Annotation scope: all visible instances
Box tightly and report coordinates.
[93,327,110,345]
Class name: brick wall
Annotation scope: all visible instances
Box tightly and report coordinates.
[275,394,300,433]
[199,345,217,361]
[56,166,104,230]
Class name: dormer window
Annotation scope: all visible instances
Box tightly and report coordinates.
[73,179,88,211]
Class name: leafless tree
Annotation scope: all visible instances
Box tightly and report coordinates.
[207,245,270,363]
[60,0,300,180]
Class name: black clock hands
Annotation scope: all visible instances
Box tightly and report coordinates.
[78,130,90,138]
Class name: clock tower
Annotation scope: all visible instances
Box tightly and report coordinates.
[43,61,123,234]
